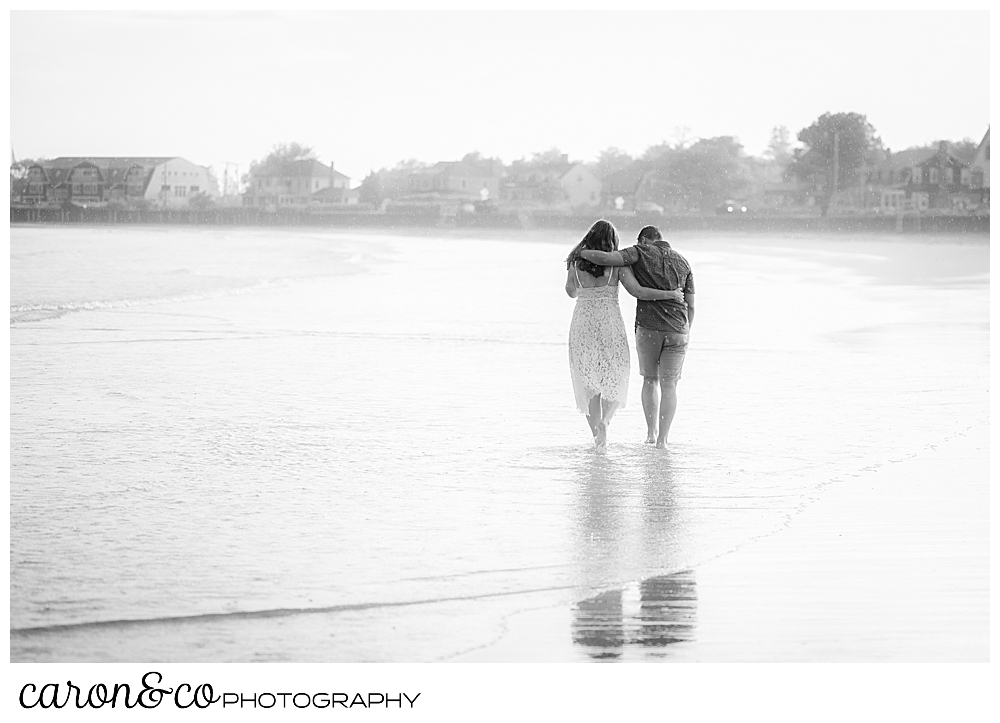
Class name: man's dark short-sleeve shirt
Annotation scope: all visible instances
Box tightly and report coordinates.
[619,240,694,333]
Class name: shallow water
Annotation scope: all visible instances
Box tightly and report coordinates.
[9,224,989,661]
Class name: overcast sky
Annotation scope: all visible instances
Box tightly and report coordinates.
[10,9,990,186]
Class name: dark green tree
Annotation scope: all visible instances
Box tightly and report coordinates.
[204,166,221,196]
[764,125,794,168]
[358,171,384,206]
[593,147,636,180]
[641,141,677,164]
[507,149,571,205]
[642,136,753,210]
[9,157,45,180]
[528,148,568,165]
[377,159,430,199]
[188,191,215,210]
[948,138,979,163]
[787,112,881,214]
[245,142,317,181]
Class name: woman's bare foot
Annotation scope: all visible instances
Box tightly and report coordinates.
[644,433,656,444]
[595,421,608,452]
[655,438,667,449]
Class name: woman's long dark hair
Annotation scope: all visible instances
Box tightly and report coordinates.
[565,219,620,278]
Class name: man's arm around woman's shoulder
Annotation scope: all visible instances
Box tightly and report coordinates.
[578,247,634,266]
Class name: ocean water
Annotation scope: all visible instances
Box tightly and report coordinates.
[9,224,989,661]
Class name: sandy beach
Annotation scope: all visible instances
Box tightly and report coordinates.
[452,421,989,661]
[10,225,989,663]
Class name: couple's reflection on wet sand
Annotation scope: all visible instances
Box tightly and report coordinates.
[572,572,697,660]
[571,446,697,660]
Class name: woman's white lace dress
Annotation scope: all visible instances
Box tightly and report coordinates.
[568,267,630,414]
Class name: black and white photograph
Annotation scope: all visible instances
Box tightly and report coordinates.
[7,4,992,718]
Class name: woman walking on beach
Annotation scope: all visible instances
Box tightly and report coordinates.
[565,220,682,451]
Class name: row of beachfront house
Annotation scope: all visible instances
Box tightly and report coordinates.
[10,128,990,214]
[9,153,662,212]
[11,157,221,209]
[391,132,990,214]
[11,156,360,211]
[239,153,606,210]
[864,133,990,212]
[402,155,604,208]
[764,129,990,213]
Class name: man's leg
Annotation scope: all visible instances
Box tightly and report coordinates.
[655,378,678,449]
[641,376,659,444]
[635,327,662,444]
[655,334,688,449]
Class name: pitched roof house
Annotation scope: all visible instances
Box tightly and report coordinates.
[245,159,351,207]
[865,142,974,210]
[408,159,503,200]
[969,127,989,204]
[600,164,654,211]
[502,154,604,207]
[16,157,217,208]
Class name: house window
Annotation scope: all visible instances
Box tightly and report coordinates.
[929,168,939,184]
[174,186,186,197]
[83,184,97,194]
[960,169,970,185]
[944,168,954,185]
[911,168,921,184]
[72,184,82,193]
[190,186,199,193]
[972,169,984,187]
[161,185,171,192]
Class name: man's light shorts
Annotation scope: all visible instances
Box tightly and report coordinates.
[635,326,688,381]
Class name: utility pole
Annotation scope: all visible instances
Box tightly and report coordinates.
[831,131,840,202]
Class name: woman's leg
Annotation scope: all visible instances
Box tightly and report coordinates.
[601,398,620,428]
[586,393,602,436]
[587,394,608,450]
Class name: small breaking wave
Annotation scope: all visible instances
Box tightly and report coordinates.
[10,279,282,325]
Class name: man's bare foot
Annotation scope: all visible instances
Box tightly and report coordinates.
[644,434,656,444]
[655,439,667,449]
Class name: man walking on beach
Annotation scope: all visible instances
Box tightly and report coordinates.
[580,226,694,448]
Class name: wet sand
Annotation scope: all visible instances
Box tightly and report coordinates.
[452,422,989,661]
[10,227,989,663]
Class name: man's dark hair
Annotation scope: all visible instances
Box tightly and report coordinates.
[638,225,662,242]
